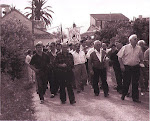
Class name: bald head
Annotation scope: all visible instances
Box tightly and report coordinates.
[129,34,138,47]
[94,40,101,45]
[138,40,145,47]
[94,40,102,51]
[129,34,137,42]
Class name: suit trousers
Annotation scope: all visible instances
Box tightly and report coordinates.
[122,65,140,100]
[113,63,123,91]
[48,69,59,95]
[36,71,48,100]
[93,68,109,95]
[57,70,75,103]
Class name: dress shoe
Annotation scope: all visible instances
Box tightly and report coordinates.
[121,95,125,100]
[70,100,76,105]
[133,99,141,103]
[61,101,66,104]
[95,93,99,96]
[50,94,55,98]
[104,93,109,97]
[40,100,44,104]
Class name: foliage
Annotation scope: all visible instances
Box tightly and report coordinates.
[1,18,33,79]
[133,18,149,45]
[0,70,35,120]
[25,0,54,26]
[95,21,133,45]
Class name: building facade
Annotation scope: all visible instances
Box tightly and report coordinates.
[89,13,129,31]
[0,4,55,46]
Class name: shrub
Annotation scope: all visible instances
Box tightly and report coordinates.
[95,21,133,45]
[1,18,34,79]
[133,18,149,45]
[0,71,35,120]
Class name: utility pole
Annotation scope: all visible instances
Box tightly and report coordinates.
[60,24,63,43]
[32,0,34,48]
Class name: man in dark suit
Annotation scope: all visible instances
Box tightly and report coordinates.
[88,40,109,97]
[55,43,76,105]
[46,42,58,98]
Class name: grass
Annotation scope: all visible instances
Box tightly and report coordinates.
[0,67,35,120]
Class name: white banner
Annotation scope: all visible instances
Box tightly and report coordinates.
[68,27,81,44]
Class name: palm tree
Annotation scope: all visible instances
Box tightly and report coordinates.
[24,0,54,26]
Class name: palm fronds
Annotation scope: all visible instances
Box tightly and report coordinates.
[24,0,54,26]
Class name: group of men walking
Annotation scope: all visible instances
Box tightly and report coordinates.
[26,34,149,105]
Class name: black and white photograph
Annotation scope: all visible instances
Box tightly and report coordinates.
[0,0,149,120]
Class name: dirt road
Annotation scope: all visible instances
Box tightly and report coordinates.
[32,75,149,121]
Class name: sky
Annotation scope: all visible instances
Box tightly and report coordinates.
[0,0,150,34]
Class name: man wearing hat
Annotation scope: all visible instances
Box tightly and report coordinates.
[30,41,50,104]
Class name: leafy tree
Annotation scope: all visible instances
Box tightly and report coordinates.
[133,18,149,45]
[1,18,34,79]
[95,21,133,45]
[25,0,54,26]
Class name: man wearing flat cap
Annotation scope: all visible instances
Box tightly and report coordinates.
[30,41,50,104]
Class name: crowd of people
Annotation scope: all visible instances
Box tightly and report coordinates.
[25,34,149,105]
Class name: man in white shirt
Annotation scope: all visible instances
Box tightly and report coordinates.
[72,43,88,93]
[68,43,75,54]
[80,39,87,51]
[118,34,143,103]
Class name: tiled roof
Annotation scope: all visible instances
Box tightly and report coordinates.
[1,9,53,38]
[90,13,129,21]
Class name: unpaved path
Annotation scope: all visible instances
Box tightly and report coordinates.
[32,73,149,121]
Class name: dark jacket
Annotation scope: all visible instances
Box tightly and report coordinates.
[88,50,106,70]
